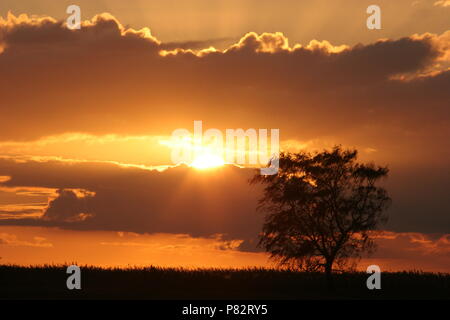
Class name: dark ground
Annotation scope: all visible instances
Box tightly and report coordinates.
[0,265,449,299]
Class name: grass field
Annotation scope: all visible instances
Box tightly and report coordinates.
[0,265,449,300]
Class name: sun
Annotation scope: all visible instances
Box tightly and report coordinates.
[191,154,225,169]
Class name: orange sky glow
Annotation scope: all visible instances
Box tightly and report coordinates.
[0,1,449,273]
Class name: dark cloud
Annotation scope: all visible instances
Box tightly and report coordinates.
[43,189,93,222]
[0,13,447,147]
[371,232,450,261]
[0,158,264,250]
[160,37,234,50]
[0,157,449,252]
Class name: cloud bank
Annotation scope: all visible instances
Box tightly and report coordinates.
[0,13,448,257]
[0,12,448,146]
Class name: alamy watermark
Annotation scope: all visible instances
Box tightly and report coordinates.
[367,5,381,30]
[66,5,81,30]
[169,121,279,175]
[366,265,381,289]
[65,4,381,31]
[66,265,81,290]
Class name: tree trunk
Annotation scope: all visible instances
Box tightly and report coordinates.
[324,261,335,292]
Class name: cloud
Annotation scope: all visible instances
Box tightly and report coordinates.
[42,189,94,222]
[434,0,450,7]
[0,12,447,147]
[0,157,264,250]
[0,156,448,253]
[373,231,450,256]
[0,203,45,219]
[160,37,234,51]
[99,233,243,251]
[0,232,52,247]
[359,231,450,272]
[368,232,450,271]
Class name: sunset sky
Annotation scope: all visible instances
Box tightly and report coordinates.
[0,0,449,272]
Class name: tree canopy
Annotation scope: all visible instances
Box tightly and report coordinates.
[251,146,391,286]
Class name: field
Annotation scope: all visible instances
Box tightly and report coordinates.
[0,265,449,300]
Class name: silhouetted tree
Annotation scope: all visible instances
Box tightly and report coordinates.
[251,146,391,289]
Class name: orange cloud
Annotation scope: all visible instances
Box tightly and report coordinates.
[361,231,450,272]
[0,232,52,247]
[434,0,450,7]
[379,232,450,255]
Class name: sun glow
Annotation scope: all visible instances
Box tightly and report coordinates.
[190,154,225,169]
